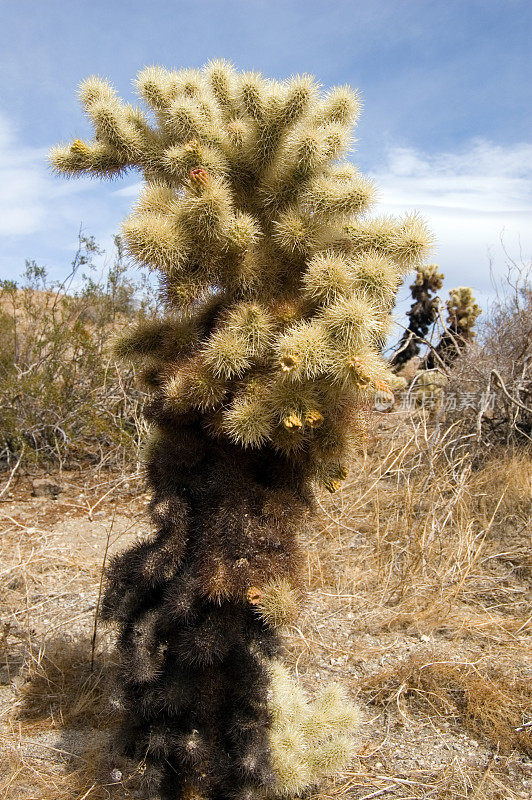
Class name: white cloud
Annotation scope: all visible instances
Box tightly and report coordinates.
[0,118,49,236]
[0,113,103,239]
[369,139,532,299]
[113,182,142,198]
[0,112,134,281]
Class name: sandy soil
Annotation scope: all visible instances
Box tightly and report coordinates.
[1,461,531,800]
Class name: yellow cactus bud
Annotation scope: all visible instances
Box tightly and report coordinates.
[283,413,303,429]
[305,409,324,428]
[70,138,90,154]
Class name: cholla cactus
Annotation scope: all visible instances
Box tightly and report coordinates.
[446,286,481,341]
[391,263,443,368]
[52,62,432,799]
[428,285,481,367]
[412,368,448,410]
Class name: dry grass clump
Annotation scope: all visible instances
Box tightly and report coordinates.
[0,640,145,800]
[0,739,142,800]
[362,652,532,755]
[13,640,117,730]
[471,453,531,523]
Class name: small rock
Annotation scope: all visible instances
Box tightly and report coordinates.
[32,478,63,498]
[110,769,122,782]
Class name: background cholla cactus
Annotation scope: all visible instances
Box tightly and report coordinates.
[411,368,449,410]
[427,285,481,368]
[51,61,432,799]
[391,263,444,369]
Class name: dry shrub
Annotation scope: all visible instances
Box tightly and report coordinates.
[362,651,532,755]
[0,234,154,473]
[443,257,531,450]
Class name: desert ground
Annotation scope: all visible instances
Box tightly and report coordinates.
[1,411,531,800]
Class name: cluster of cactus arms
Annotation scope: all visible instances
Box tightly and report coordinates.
[426,286,481,368]
[51,61,432,799]
[391,263,443,369]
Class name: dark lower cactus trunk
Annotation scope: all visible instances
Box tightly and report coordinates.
[102,404,312,798]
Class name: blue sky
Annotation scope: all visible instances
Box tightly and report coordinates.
[0,0,531,311]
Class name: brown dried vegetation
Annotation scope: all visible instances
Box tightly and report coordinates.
[1,402,530,798]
